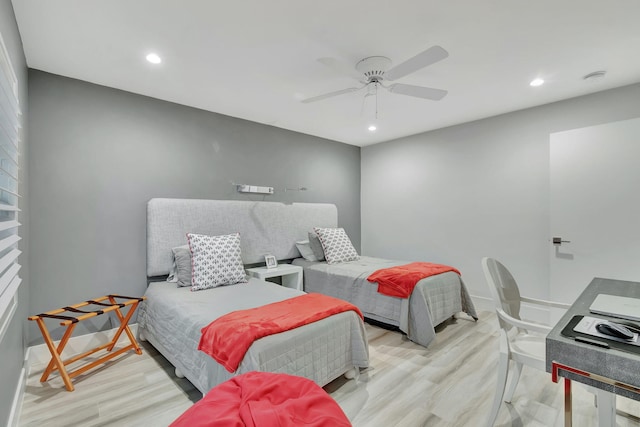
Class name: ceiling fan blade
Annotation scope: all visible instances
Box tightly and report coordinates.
[388,83,447,100]
[317,57,363,80]
[385,45,449,81]
[301,87,361,104]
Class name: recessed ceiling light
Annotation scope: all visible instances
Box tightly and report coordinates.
[530,78,544,87]
[146,53,162,64]
[368,125,377,132]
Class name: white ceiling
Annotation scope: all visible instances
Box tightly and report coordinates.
[11,0,640,146]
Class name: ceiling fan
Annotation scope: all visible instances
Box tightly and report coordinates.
[301,45,449,104]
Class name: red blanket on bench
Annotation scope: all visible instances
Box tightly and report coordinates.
[199,293,363,372]
[367,262,461,298]
[170,371,351,427]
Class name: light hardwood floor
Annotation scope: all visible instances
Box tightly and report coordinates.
[18,311,640,427]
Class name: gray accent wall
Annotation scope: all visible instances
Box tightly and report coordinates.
[27,70,360,343]
[361,83,640,309]
[0,0,28,424]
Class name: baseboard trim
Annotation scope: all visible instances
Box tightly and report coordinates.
[469,294,493,313]
[8,348,29,427]
[469,294,550,324]
[28,323,139,368]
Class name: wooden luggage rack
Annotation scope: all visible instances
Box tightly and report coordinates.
[28,294,146,391]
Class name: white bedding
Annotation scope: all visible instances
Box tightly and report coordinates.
[293,256,478,347]
[138,278,369,394]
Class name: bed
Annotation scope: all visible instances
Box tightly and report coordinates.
[138,198,369,395]
[292,256,478,347]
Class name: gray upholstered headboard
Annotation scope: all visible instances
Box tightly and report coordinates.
[146,198,338,277]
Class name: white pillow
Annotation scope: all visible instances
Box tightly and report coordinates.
[187,232,247,291]
[313,227,360,264]
[295,240,320,262]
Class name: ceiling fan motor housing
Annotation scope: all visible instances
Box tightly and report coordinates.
[356,56,392,82]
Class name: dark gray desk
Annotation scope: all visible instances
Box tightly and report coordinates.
[546,277,640,426]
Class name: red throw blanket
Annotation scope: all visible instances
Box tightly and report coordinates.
[199,293,363,372]
[367,262,461,298]
[170,371,351,427]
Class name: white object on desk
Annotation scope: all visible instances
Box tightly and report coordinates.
[246,264,303,291]
[574,315,640,345]
[589,294,640,322]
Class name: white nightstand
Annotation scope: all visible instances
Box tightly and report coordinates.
[245,264,303,291]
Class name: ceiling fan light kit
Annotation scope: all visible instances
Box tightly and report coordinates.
[301,45,450,105]
[355,56,392,80]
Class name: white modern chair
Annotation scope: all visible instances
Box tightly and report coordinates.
[482,257,616,427]
[482,257,569,426]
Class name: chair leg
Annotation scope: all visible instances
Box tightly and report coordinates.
[487,332,510,427]
[585,385,617,426]
[503,361,523,403]
[595,389,616,427]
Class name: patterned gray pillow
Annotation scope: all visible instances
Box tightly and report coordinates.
[308,232,326,261]
[313,227,360,264]
[187,232,247,291]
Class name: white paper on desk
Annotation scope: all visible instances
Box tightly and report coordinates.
[574,316,640,346]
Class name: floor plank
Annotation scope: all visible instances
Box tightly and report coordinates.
[18,311,640,426]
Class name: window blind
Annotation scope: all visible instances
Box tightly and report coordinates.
[0,30,22,327]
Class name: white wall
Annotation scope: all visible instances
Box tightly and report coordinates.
[361,83,640,308]
[28,70,360,344]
